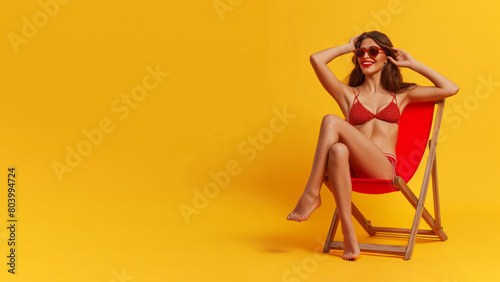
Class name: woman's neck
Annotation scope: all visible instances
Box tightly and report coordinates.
[361,72,384,93]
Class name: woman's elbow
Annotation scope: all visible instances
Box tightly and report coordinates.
[309,54,318,65]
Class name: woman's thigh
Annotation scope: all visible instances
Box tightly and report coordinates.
[324,115,395,180]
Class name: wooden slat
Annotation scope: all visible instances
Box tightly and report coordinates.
[370,227,436,236]
[323,209,339,253]
[328,241,406,255]
[431,150,442,229]
[351,202,375,236]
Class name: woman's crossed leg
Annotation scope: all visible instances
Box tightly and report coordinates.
[286,114,395,260]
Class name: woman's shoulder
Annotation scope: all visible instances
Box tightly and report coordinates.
[393,86,417,110]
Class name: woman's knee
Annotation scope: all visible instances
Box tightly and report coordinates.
[328,143,349,163]
[321,114,344,129]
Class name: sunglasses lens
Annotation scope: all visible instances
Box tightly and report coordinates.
[368,47,380,58]
[354,49,365,58]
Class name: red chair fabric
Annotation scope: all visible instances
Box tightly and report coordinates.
[351,101,435,194]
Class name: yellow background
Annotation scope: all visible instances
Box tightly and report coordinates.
[1,0,499,281]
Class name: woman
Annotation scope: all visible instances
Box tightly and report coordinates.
[286,31,459,261]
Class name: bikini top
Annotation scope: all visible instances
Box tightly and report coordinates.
[348,87,401,126]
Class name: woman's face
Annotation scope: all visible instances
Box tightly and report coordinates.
[357,38,387,75]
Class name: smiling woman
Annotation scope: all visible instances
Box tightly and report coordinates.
[286,31,459,261]
[349,32,416,95]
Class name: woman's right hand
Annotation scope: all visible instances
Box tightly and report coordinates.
[347,35,361,52]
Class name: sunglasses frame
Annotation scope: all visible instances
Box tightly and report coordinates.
[353,46,387,59]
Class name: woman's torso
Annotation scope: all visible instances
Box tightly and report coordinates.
[341,87,410,156]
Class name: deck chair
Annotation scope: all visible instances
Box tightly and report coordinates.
[322,99,447,260]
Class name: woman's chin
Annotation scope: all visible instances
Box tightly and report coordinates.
[361,68,382,76]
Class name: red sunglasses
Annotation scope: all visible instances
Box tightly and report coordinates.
[353,46,386,59]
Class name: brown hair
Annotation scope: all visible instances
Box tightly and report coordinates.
[347,31,416,94]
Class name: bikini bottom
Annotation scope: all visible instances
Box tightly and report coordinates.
[383,153,397,179]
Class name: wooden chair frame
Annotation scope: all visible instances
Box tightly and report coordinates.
[322,99,447,260]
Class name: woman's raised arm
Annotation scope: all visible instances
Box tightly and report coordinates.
[388,47,460,103]
[310,36,359,111]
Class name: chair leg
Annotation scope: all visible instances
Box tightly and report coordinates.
[404,144,437,260]
[431,151,442,230]
[323,208,339,253]
[404,197,427,260]
[351,202,375,236]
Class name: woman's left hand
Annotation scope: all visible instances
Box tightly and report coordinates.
[387,47,416,68]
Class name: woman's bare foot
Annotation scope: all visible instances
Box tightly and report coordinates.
[342,229,360,261]
[286,192,321,222]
